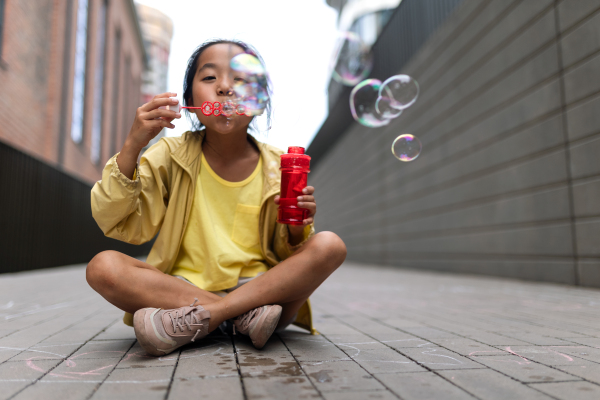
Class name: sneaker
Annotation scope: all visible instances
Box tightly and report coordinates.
[234,305,282,349]
[133,298,211,356]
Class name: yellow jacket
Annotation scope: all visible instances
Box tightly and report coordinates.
[91,130,316,334]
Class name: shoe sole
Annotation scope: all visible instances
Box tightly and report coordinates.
[133,308,169,357]
[250,305,283,349]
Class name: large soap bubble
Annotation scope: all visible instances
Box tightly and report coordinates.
[375,96,402,119]
[392,134,422,162]
[230,53,269,116]
[380,75,419,110]
[331,32,373,86]
[350,79,390,128]
[230,53,266,76]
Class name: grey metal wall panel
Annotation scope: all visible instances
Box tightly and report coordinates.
[309,0,600,287]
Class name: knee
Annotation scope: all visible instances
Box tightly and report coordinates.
[311,231,347,265]
[86,250,120,291]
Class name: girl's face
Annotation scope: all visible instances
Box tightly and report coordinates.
[190,43,253,134]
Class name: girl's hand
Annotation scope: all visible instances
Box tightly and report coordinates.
[125,92,181,151]
[274,186,316,232]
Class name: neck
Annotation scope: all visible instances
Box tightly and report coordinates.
[202,126,255,161]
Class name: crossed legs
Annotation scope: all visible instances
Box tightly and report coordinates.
[86,231,347,332]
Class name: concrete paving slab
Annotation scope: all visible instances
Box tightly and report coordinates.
[529,381,600,400]
[322,390,398,400]
[115,342,179,368]
[91,365,175,400]
[301,360,385,392]
[428,338,505,356]
[168,376,243,399]
[40,357,118,382]
[375,371,476,400]
[472,355,581,383]
[320,334,390,351]
[237,351,301,378]
[399,347,486,370]
[493,345,592,366]
[2,262,600,398]
[349,348,425,374]
[243,376,320,400]
[437,369,555,399]
[69,340,135,360]
[12,382,98,400]
[555,360,600,385]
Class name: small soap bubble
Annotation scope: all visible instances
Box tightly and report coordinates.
[392,134,422,162]
[331,32,373,86]
[350,79,390,128]
[375,96,403,119]
[221,100,235,117]
[380,75,419,110]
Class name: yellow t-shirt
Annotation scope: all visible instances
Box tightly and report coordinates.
[170,153,268,291]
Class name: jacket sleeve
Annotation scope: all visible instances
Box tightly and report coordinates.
[273,222,315,261]
[90,140,171,245]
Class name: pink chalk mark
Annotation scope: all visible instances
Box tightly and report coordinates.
[505,347,531,364]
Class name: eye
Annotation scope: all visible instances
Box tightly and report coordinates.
[234,77,247,83]
[202,76,215,81]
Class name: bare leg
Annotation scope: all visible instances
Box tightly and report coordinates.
[86,251,223,313]
[86,231,347,332]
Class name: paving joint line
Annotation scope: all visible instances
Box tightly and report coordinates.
[276,332,325,400]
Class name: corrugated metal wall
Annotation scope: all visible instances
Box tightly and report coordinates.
[309,0,600,287]
[0,141,153,273]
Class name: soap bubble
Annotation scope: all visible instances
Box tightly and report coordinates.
[230,53,265,76]
[380,75,419,110]
[230,54,269,116]
[375,96,403,119]
[221,100,235,117]
[331,32,373,86]
[350,79,390,128]
[392,134,422,162]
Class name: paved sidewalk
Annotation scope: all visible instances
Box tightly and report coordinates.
[0,262,599,400]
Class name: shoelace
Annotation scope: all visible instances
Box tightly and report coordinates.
[237,307,261,332]
[168,298,205,342]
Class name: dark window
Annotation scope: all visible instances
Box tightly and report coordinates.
[0,0,6,59]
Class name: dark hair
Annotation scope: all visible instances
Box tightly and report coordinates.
[182,39,272,135]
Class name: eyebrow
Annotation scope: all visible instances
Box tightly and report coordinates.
[197,63,218,73]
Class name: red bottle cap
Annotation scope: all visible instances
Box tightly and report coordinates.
[288,146,305,154]
[281,146,311,170]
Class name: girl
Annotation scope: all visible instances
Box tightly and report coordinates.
[88,39,347,356]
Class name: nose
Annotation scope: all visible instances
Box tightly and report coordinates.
[217,78,234,97]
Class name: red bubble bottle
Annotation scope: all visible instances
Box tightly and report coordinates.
[277,146,311,225]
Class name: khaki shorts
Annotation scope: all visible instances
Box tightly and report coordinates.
[174,273,264,297]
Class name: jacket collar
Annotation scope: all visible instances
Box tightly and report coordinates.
[169,130,281,197]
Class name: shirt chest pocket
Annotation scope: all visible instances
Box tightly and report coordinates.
[231,204,261,248]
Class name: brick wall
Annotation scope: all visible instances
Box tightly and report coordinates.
[310,0,600,287]
[0,0,144,186]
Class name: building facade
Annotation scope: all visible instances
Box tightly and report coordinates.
[0,0,146,186]
[0,0,154,273]
[310,0,600,287]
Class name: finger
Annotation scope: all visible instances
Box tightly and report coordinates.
[297,195,314,203]
[144,108,181,121]
[149,119,175,130]
[297,202,316,213]
[302,186,315,195]
[303,217,314,225]
[274,196,280,205]
[140,95,179,112]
